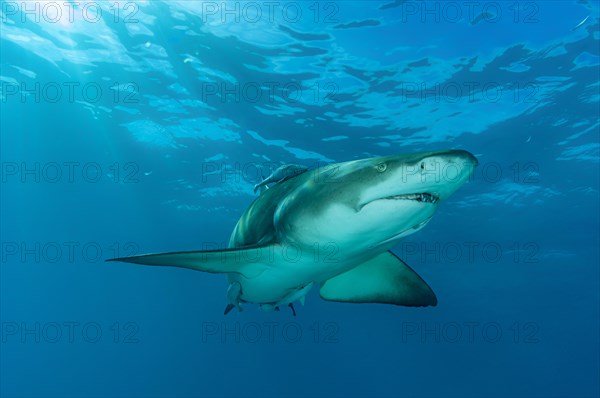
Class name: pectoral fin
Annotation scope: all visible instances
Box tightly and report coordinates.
[106,245,275,279]
[319,251,437,307]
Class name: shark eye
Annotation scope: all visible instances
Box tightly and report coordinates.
[376,163,387,172]
[420,162,425,170]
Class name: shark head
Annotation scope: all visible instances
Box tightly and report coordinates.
[275,149,478,253]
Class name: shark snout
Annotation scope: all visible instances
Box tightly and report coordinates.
[445,149,478,167]
[419,150,477,201]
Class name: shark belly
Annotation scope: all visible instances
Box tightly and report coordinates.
[226,248,360,304]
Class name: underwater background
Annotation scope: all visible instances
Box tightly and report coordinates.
[1,1,599,397]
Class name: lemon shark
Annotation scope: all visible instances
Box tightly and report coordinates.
[108,149,477,314]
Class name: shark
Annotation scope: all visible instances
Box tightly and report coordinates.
[107,149,477,315]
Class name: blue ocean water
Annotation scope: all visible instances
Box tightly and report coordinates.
[1,1,599,397]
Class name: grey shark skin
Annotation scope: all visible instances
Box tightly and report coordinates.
[107,149,478,313]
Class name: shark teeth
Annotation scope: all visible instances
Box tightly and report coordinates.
[358,192,439,211]
[383,192,439,204]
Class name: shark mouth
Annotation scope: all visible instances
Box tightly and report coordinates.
[359,192,439,211]
[381,192,439,204]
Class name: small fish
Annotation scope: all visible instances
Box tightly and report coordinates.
[471,12,495,26]
[253,164,308,194]
[572,16,589,31]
